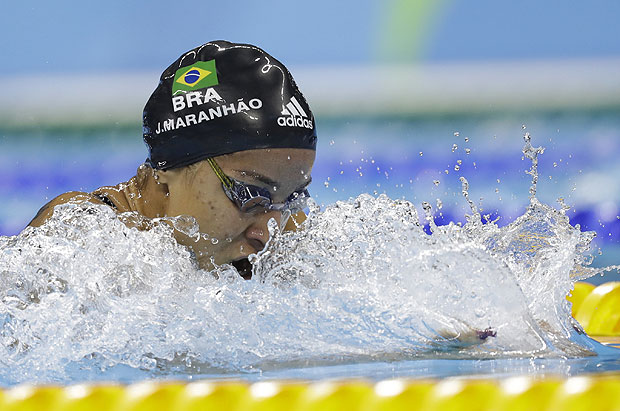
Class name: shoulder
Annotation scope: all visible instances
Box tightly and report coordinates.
[27,191,110,227]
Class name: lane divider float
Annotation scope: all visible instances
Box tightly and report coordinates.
[3,377,620,410]
[569,281,620,336]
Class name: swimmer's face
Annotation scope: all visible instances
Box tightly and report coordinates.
[158,148,315,274]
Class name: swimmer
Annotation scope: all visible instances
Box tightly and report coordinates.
[28,40,317,279]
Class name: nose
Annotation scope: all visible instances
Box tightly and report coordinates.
[244,209,283,253]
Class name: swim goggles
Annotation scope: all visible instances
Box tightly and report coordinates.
[206,157,310,214]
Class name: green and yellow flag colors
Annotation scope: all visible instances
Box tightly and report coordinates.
[172,60,219,95]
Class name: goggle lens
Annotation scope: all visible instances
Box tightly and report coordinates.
[230,182,309,213]
[209,157,310,214]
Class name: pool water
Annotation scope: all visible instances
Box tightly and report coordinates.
[0,111,620,387]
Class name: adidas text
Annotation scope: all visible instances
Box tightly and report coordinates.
[277,116,313,129]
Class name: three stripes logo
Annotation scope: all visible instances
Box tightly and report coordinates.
[277,96,313,129]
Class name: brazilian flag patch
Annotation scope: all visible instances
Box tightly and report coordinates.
[172,60,219,95]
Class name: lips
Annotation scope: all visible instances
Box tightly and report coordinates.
[232,258,253,280]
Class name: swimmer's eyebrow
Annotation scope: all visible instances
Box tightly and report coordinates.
[233,169,280,188]
[232,170,312,191]
[295,177,312,191]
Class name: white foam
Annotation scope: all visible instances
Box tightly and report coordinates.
[0,138,605,385]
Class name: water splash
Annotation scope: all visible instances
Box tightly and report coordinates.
[0,136,613,385]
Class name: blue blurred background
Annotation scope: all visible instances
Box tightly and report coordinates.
[2,1,620,72]
[1,0,620,279]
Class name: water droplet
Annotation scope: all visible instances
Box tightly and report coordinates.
[454,131,460,137]
[465,148,471,155]
[454,165,460,171]
[329,140,335,145]
[452,144,458,152]
[419,151,423,156]
[433,180,440,186]
[211,238,219,245]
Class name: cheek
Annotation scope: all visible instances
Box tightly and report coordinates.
[179,176,247,240]
[195,197,245,239]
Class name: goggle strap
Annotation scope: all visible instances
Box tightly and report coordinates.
[207,158,234,190]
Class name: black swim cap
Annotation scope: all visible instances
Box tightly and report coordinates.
[143,40,317,170]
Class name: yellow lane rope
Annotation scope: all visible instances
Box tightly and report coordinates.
[3,376,620,411]
[568,281,620,336]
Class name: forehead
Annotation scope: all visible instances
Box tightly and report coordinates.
[217,148,315,180]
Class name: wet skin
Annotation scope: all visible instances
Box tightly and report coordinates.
[29,148,315,274]
[158,148,315,270]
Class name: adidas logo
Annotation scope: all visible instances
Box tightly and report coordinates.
[277,96,313,129]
